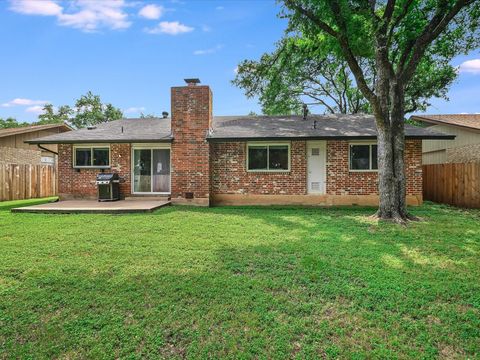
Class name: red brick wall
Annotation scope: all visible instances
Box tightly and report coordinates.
[210,139,422,197]
[326,139,422,196]
[405,139,423,196]
[58,143,131,199]
[171,84,212,204]
[211,141,307,195]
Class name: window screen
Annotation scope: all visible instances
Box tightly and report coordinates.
[93,148,109,166]
[268,145,289,170]
[349,144,378,171]
[248,146,268,170]
[75,148,92,167]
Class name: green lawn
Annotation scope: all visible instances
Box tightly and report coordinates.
[0,199,479,359]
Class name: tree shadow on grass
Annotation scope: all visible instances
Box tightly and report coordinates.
[2,204,479,358]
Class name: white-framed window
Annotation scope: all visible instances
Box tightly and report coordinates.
[73,145,110,168]
[246,142,290,172]
[349,143,378,171]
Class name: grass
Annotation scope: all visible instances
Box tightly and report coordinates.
[0,199,479,359]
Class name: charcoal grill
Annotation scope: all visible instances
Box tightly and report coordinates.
[96,173,120,201]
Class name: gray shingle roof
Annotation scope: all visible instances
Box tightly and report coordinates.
[27,114,453,144]
[26,118,172,144]
[208,114,454,140]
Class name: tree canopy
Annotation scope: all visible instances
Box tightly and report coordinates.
[234,1,470,116]
[38,91,123,128]
[0,117,29,129]
[0,93,123,130]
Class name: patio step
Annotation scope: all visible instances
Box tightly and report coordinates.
[124,195,171,201]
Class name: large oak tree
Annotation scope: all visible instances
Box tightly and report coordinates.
[237,0,480,222]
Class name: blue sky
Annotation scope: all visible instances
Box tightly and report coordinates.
[0,0,479,123]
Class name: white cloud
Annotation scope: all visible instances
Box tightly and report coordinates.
[9,0,63,16]
[9,0,131,32]
[233,66,239,74]
[215,6,224,10]
[25,105,46,114]
[459,59,480,74]
[124,106,146,114]
[201,24,211,32]
[145,21,193,35]
[58,0,131,32]
[1,98,49,107]
[138,4,164,19]
[193,44,223,56]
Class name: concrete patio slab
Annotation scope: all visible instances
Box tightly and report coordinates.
[11,200,171,214]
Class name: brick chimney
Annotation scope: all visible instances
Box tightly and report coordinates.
[170,79,212,205]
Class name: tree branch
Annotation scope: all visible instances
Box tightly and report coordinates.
[387,0,415,45]
[328,0,380,110]
[284,0,339,37]
[399,0,474,82]
[383,0,396,22]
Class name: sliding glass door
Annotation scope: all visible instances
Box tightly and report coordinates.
[133,147,170,194]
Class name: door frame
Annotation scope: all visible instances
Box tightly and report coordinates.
[307,140,327,194]
[131,143,171,195]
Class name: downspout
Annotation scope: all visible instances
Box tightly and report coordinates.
[37,144,58,156]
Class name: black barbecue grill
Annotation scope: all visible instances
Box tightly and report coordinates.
[96,173,120,201]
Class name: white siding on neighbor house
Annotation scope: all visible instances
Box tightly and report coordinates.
[422,124,480,164]
[422,149,447,165]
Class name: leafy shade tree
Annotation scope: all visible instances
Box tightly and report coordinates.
[234,37,371,114]
[37,104,73,125]
[72,92,123,129]
[275,0,479,222]
[37,92,123,129]
[234,34,458,116]
[0,117,29,129]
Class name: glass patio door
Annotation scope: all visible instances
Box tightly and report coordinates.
[133,148,170,193]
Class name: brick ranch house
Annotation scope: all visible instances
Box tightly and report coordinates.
[27,80,453,206]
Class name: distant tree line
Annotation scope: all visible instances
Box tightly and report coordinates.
[0,91,123,129]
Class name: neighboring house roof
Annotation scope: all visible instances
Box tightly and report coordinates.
[411,114,480,132]
[0,123,72,139]
[26,114,453,144]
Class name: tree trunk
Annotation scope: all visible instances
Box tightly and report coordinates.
[374,79,412,223]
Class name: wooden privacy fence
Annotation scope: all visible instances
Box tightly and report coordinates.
[0,163,57,201]
[423,163,480,208]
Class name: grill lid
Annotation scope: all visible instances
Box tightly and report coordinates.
[96,173,119,181]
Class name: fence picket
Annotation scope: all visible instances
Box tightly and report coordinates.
[0,163,57,201]
[423,163,480,209]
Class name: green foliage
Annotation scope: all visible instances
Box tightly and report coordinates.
[37,104,73,125]
[70,91,123,129]
[235,0,479,116]
[140,112,157,118]
[0,117,29,129]
[0,200,479,357]
[36,92,123,129]
[234,37,371,115]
